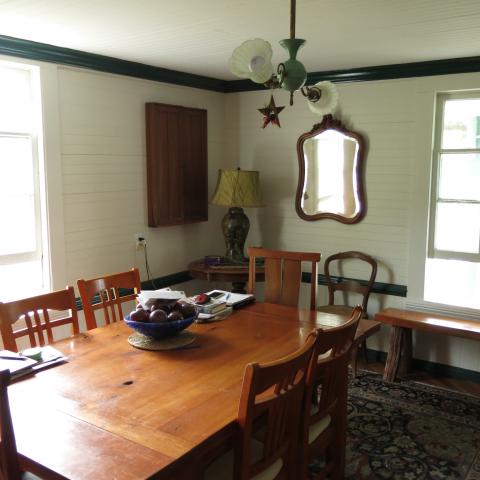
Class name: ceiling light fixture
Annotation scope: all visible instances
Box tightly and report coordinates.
[229,0,338,127]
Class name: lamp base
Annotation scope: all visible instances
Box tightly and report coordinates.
[222,207,249,264]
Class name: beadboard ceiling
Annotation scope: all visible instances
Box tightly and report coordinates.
[0,0,479,80]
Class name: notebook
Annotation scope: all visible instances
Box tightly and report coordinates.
[0,350,38,377]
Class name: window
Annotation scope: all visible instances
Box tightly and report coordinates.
[0,61,47,301]
[429,93,480,262]
[424,92,480,309]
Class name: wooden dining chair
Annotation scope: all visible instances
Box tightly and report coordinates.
[248,247,321,311]
[0,287,79,353]
[204,330,319,480]
[317,251,377,375]
[301,305,363,480]
[77,268,141,330]
[0,369,40,480]
[317,251,377,317]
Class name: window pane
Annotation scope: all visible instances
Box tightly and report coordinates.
[434,203,480,253]
[0,66,33,133]
[438,153,480,201]
[0,260,44,302]
[0,136,37,255]
[424,258,480,309]
[442,98,480,149]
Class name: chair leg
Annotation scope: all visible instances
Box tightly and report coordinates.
[350,346,358,378]
[361,340,368,363]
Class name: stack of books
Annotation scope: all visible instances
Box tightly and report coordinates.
[193,290,255,323]
[196,300,228,315]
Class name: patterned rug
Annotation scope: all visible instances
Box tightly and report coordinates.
[342,371,480,480]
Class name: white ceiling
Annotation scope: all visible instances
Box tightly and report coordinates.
[0,0,480,80]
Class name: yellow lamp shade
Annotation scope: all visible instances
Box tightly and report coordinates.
[210,169,264,208]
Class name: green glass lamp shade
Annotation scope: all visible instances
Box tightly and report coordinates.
[279,38,307,94]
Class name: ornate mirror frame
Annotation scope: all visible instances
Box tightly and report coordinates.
[295,114,366,223]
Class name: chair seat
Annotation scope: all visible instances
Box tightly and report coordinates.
[308,414,331,444]
[317,305,354,316]
[204,438,283,480]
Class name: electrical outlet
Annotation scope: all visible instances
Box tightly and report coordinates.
[134,233,146,249]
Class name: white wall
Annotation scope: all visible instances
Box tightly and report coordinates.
[51,66,231,289]
[6,53,480,371]
[225,72,480,372]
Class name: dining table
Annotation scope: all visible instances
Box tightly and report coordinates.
[9,302,379,480]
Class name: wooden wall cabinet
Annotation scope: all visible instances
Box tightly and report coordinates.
[146,103,208,227]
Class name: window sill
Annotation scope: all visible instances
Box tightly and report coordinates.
[405,298,480,321]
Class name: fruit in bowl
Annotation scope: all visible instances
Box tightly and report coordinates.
[125,300,197,339]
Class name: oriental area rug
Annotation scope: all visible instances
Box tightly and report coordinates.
[311,371,480,480]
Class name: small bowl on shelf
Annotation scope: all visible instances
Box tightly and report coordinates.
[124,314,196,340]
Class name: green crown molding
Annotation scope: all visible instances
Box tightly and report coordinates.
[2,34,480,95]
[0,34,227,92]
[225,56,480,92]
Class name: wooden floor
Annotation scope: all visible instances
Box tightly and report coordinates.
[357,359,480,397]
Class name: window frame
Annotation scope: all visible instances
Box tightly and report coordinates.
[428,91,480,263]
[0,58,55,301]
[0,131,43,266]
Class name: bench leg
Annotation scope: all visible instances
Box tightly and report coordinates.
[383,326,404,382]
[398,328,412,375]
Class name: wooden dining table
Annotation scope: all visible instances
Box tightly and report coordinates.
[9,302,379,480]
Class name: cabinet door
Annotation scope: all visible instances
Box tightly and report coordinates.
[146,103,207,227]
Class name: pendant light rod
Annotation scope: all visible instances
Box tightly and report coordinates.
[290,0,296,39]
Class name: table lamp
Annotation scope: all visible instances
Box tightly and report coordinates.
[210,168,264,264]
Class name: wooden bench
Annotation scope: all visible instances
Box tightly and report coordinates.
[374,308,480,382]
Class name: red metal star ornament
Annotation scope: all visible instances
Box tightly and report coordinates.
[258,95,285,128]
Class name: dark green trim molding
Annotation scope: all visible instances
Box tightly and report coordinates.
[302,272,407,298]
[75,270,191,311]
[141,270,192,291]
[225,56,480,92]
[0,34,227,92]
[365,348,480,384]
[3,34,480,93]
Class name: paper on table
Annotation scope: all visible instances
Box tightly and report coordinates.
[0,350,38,376]
[197,307,233,323]
[137,288,186,308]
[206,290,254,307]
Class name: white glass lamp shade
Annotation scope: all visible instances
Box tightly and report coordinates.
[307,81,339,116]
[229,38,274,84]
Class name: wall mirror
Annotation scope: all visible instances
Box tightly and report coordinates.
[295,115,366,223]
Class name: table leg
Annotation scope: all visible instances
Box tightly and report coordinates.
[383,326,404,382]
[398,328,412,375]
[328,364,348,480]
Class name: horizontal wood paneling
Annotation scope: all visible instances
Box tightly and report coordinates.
[58,67,228,287]
[227,74,480,372]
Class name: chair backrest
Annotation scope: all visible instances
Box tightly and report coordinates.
[300,305,363,478]
[237,330,318,480]
[0,287,80,352]
[77,268,141,330]
[0,369,21,480]
[324,251,377,314]
[247,247,321,310]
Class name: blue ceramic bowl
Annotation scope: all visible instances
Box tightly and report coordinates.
[124,314,195,339]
